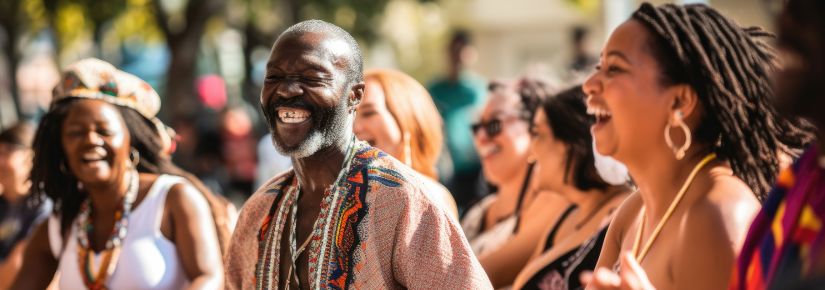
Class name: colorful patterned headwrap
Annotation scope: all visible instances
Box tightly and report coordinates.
[52,58,175,153]
[53,58,161,119]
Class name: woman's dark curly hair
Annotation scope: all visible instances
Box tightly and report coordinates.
[632,2,816,200]
[523,83,613,192]
[31,98,231,254]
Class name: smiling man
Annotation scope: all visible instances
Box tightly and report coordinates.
[224,20,492,290]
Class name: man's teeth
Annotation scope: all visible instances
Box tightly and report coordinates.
[278,109,311,123]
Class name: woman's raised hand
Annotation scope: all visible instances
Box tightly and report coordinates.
[585,253,656,290]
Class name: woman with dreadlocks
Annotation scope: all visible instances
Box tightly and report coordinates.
[582,2,815,290]
[11,59,229,290]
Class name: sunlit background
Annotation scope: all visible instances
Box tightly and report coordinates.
[0,0,774,204]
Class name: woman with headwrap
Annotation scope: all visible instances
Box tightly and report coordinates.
[11,59,231,290]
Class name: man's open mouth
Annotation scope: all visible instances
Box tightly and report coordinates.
[278,108,312,124]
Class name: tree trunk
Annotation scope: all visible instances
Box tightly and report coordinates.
[163,39,200,121]
[154,0,226,123]
[0,0,20,123]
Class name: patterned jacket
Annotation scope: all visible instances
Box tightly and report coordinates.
[225,144,493,289]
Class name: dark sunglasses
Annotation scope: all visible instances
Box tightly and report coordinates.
[472,119,503,137]
[473,111,533,137]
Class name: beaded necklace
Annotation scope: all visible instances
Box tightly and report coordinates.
[77,168,139,290]
[283,135,359,290]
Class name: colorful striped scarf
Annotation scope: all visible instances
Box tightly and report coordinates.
[730,146,825,290]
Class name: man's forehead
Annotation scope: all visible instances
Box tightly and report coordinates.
[269,32,351,68]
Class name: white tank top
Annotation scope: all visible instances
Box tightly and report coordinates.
[48,175,190,290]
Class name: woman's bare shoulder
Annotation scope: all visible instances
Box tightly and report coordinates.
[682,169,761,246]
[705,165,757,197]
[671,174,760,287]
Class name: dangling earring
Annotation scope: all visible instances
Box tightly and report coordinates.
[129,148,140,167]
[664,111,691,160]
[403,132,413,167]
[60,159,72,176]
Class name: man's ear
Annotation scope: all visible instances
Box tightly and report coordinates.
[349,81,365,108]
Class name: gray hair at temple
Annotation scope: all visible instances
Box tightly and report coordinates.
[279,19,364,87]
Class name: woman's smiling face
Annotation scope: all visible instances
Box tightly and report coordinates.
[61,99,132,187]
[473,90,532,185]
[352,77,403,157]
[583,20,680,164]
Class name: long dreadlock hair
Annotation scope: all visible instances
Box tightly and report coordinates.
[632,2,816,201]
[31,98,231,255]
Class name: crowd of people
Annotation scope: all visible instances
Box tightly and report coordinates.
[1,0,825,289]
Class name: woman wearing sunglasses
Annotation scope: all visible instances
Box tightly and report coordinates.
[462,79,570,288]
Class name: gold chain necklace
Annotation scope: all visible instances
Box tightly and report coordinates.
[632,153,716,263]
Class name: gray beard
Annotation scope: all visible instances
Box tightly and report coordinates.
[270,117,352,159]
[269,97,352,159]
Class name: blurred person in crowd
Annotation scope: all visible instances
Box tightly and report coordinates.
[0,122,52,289]
[171,118,228,196]
[428,31,488,211]
[220,108,257,197]
[583,3,815,290]
[463,79,570,287]
[16,53,60,121]
[730,0,825,289]
[511,85,631,290]
[353,68,459,220]
[11,59,231,289]
[254,133,292,191]
[567,27,598,81]
[173,75,230,196]
[224,20,491,289]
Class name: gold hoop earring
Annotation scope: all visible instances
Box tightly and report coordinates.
[60,159,72,176]
[403,132,412,167]
[664,111,691,160]
[527,155,537,164]
[130,148,140,167]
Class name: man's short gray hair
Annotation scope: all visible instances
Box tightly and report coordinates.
[279,20,364,86]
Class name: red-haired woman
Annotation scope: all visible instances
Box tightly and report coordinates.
[353,68,459,220]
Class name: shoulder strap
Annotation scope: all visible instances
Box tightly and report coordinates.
[512,162,536,233]
[544,206,577,251]
[47,214,70,260]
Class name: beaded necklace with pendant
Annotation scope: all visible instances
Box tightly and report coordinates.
[76,168,139,290]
